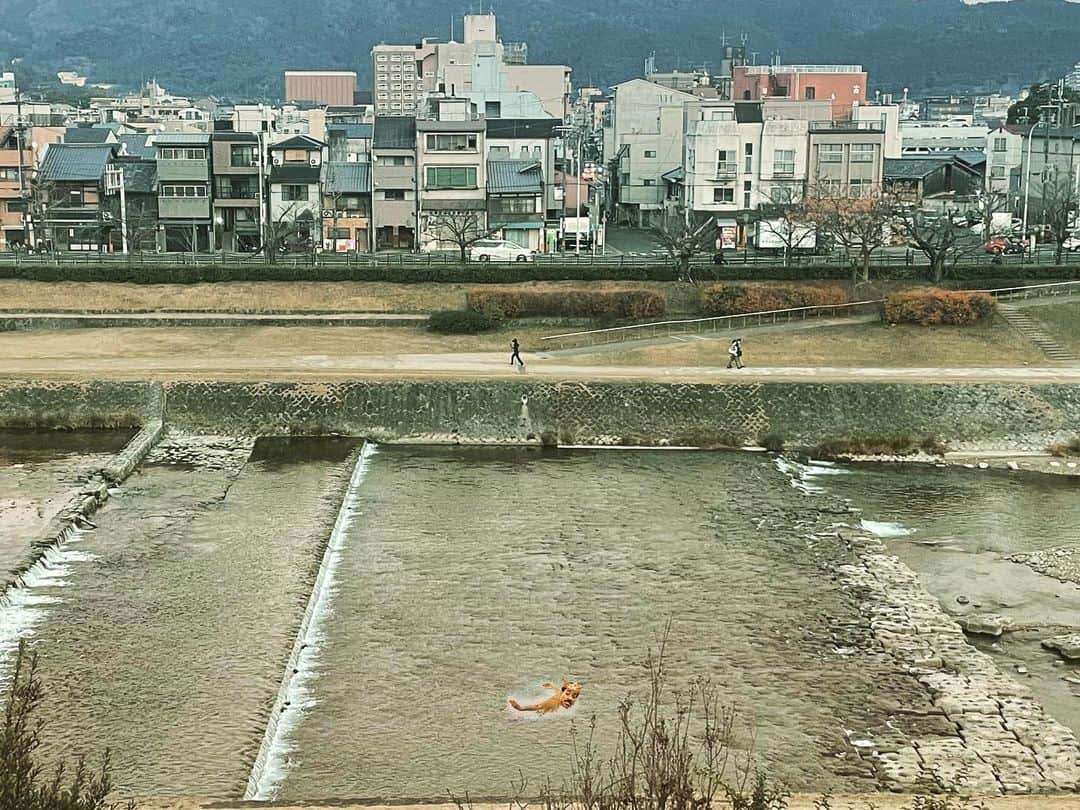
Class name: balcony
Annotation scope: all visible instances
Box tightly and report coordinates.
[159,197,210,220]
[157,158,210,182]
[214,185,260,201]
[808,120,884,133]
[771,165,796,178]
[715,162,737,178]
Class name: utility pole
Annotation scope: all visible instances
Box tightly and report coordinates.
[12,69,30,248]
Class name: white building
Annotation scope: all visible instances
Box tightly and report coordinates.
[985,124,1025,195]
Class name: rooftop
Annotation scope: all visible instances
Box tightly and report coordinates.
[153,132,211,145]
[373,116,416,149]
[741,64,864,75]
[884,157,950,180]
[323,162,371,194]
[38,143,115,182]
[487,159,542,194]
[486,118,561,139]
[64,126,113,144]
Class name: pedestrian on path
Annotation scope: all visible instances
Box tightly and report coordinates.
[510,337,526,372]
[727,338,744,369]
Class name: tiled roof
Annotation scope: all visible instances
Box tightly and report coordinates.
[373,116,416,149]
[38,143,115,182]
[323,162,371,194]
[661,166,685,182]
[487,159,543,194]
[485,118,560,139]
[64,126,113,144]
[270,164,320,184]
[884,157,949,180]
[153,132,211,145]
[118,134,156,159]
[270,134,324,151]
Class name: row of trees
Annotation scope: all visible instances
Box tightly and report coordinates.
[653,175,1079,286]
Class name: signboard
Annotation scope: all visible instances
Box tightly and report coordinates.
[716,224,737,250]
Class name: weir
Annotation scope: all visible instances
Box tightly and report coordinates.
[245,441,378,800]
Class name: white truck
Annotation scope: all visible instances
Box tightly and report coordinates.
[752,219,819,253]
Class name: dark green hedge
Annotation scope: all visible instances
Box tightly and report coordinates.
[427,309,501,334]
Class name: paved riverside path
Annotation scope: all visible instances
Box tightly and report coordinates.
[0,348,1079,383]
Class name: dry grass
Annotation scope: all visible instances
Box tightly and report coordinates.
[579,318,1042,368]
[1024,300,1080,354]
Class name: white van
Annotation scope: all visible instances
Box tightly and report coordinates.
[469,239,535,262]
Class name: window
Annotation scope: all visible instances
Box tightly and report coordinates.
[7,199,26,212]
[390,53,401,61]
[376,54,388,61]
[492,197,537,213]
[330,227,351,239]
[490,145,510,156]
[159,147,206,160]
[230,144,257,167]
[644,149,656,158]
[713,187,734,203]
[716,150,736,175]
[425,133,478,152]
[743,191,751,208]
[994,137,1008,152]
[850,143,876,163]
[849,178,873,196]
[773,149,795,176]
[710,109,734,121]
[425,166,477,189]
[485,101,502,118]
[990,166,1006,178]
[383,190,406,200]
[0,168,21,180]
[159,184,208,197]
[804,87,816,100]
[284,149,310,163]
[282,184,309,201]
[744,143,753,156]
[383,155,411,166]
[643,178,655,187]
[818,144,843,163]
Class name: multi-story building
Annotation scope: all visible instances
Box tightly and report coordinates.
[107,153,158,253]
[371,42,434,116]
[0,126,33,249]
[487,159,544,250]
[322,162,372,252]
[485,118,560,220]
[371,116,417,249]
[35,143,116,251]
[268,135,325,248]
[284,71,358,107]
[899,121,989,154]
[154,132,212,252]
[416,97,487,251]
[327,123,373,163]
[607,78,698,226]
[807,119,886,197]
[211,131,262,252]
[985,125,1025,195]
[732,64,867,120]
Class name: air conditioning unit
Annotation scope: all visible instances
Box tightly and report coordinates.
[309,157,320,167]
[272,156,282,166]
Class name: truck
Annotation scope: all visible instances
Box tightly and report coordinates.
[752,219,819,254]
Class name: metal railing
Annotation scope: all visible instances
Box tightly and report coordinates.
[984,279,1080,301]
[540,300,885,348]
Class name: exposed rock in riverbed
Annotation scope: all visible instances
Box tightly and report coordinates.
[1042,634,1080,661]
[959,614,1014,637]
[1010,548,1080,586]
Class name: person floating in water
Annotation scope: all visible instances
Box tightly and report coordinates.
[510,337,525,371]
[508,680,582,714]
[727,338,744,369]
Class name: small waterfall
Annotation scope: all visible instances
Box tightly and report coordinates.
[245,442,377,800]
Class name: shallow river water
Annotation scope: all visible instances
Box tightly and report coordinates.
[2,437,1077,800]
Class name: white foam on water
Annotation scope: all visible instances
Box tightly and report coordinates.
[859,520,916,538]
[774,456,854,496]
[0,528,91,678]
[246,442,377,801]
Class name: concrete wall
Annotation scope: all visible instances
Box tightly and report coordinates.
[1,380,1077,452]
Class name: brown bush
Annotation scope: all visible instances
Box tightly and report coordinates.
[699,284,849,316]
[884,288,993,326]
[466,288,665,320]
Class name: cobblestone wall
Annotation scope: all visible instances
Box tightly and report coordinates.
[0,380,1077,449]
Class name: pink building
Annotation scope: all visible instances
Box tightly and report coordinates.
[732,65,867,120]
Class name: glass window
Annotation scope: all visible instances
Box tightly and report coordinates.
[490,145,510,156]
[644,149,656,158]
[773,149,795,176]
[284,149,309,163]
[990,166,1006,178]
[159,184,208,197]
[804,87,816,100]
[425,133,478,152]
[282,184,309,201]
[159,147,206,160]
[744,143,753,156]
[384,190,406,200]
[425,166,477,188]
[994,137,1008,152]
[230,144,257,167]
[716,150,735,174]
[818,144,844,163]
[713,187,734,203]
[850,143,876,163]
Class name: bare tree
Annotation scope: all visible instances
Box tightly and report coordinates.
[650,207,716,284]
[102,196,158,255]
[972,188,1011,240]
[754,186,815,267]
[806,186,890,286]
[889,205,978,283]
[423,209,499,262]
[255,203,304,265]
[1035,169,1078,264]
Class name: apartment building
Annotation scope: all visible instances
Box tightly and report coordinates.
[0,126,33,249]
[985,125,1025,195]
[732,64,867,120]
[371,43,433,116]
[154,132,212,251]
[416,97,487,251]
[608,78,698,226]
[211,131,262,252]
[371,116,417,249]
[268,135,325,248]
[807,120,886,197]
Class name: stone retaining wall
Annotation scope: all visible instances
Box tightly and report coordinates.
[0,380,1077,450]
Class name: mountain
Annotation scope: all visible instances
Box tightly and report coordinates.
[1,0,1078,98]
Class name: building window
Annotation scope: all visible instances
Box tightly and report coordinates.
[383,190,406,200]
[743,191,751,208]
[993,137,1008,152]
[716,150,736,175]
[492,197,537,213]
[282,184,309,201]
[230,144,257,167]
[485,101,502,118]
[425,133,478,152]
[850,143,876,163]
[990,166,1006,178]
[744,143,753,156]
[283,149,311,163]
[384,155,411,166]
[849,178,873,196]
[644,149,656,158]
[710,109,734,121]
[643,178,655,187]
[773,149,795,176]
[818,144,844,163]
[159,184,208,197]
[713,187,734,203]
[425,166,477,189]
[490,145,510,156]
[159,147,206,160]
[804,87,816,100]
[376,54,388,61]
[67,189,84,206]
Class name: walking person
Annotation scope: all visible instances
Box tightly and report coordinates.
[510,337,526,372]
[727,338,744,370]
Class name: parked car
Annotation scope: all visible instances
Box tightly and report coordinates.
[1062,234,1080,252]
[469,239,535,262]
[983,236,1027,255]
